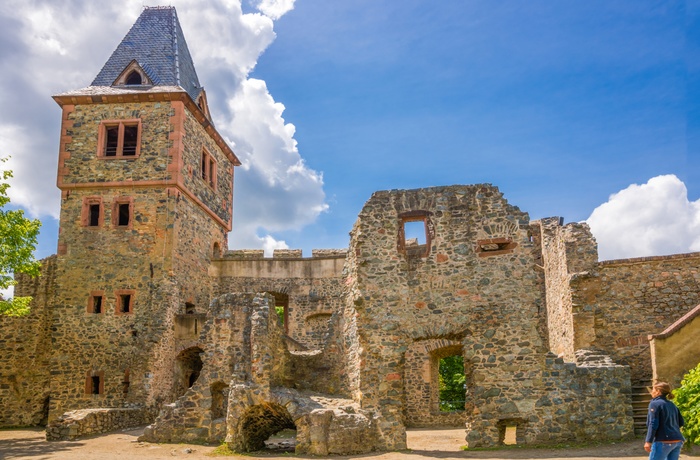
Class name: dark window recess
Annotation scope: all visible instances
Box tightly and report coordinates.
[91,376,101,395]
[122,370,130,396]
[201,154,207,180]
[125,71,142,85]
[209,158,215,186]
[104,126,119,156]
[122,126,138,156]
[89,204,100,226]
[120,294,132,313]
[185,302,196,314]
[93,296,102,314]
[117,203,130,226]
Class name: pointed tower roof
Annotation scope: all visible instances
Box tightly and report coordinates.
[91,6,202,101]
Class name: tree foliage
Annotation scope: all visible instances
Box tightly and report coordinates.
[675,362,700,445]
[0,157,41,316]
[439,354,466,411]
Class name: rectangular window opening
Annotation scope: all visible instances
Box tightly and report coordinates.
[89,204,100,226]
[404,220,427,247]
[93,296,102,314]
[438,354,466,412]
[120,294,132,313]
[209,158,216,187]
[117,203,130,226]
[91,376,101,395]
[104,126,119,156]
[201,152,208,180]
[122,126,138,156]
[504,425,517,445]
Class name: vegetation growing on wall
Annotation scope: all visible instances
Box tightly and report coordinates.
[675,362,700,445]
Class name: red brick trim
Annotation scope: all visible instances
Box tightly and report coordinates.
[111,196,134,229]
[53,91,240,166]
[87,290,105,314]
[56,105,75,187]
[96,119,142,158]
[81,196,104,227]
[85,370,105,395]
[114,289,136,315]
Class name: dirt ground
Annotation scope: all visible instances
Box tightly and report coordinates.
[1,426,698,460]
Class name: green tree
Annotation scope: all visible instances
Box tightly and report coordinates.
[439,354,466,411]
[675,362,700,445]
[0,157,41,316]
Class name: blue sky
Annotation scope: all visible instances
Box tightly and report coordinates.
[0,0,699,268]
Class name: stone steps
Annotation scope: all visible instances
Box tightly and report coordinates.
[631,382,652,436]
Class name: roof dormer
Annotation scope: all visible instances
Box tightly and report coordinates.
[113,60,152,87]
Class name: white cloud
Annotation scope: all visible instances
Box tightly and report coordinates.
[586,175,700,260]
[0,0,326,252]
[0,285,13,301]
[255,0,296,20]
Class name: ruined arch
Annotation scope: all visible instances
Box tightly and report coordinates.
[174,346,203,398]
[235,402,296,452]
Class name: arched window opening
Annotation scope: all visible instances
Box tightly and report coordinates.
[174,347,204,398]
[185,302,196,314]
[213,242,221,258]
[125,70,142,85]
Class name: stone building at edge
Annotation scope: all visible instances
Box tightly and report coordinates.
[1,6,699,455]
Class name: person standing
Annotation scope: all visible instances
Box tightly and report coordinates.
[645,381,685,460]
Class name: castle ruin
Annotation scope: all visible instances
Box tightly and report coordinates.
[1,6,699,455]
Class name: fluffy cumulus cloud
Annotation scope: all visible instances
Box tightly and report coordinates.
[586,175,700,261]
[0,0,323,254]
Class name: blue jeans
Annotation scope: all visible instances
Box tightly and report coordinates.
[650,441,683,460]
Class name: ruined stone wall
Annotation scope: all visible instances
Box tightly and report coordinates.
[212,250,347,395]
[572,252,700,383]
[0,256,56,426]
[346,185,633,448]
[536,218,598,361]
[46,407,155,441]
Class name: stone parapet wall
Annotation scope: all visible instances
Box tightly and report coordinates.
[571,252,700,382]
[46,407,155,440]
[0,256,56,426]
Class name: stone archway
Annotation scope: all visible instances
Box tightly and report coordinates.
[236,402,296,452]
[174,346,203,398]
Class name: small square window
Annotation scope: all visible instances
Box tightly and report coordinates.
[85,371,104,395]
[115,290,135,315]
[82,197,103,228]
[87,292,104,314]
[112,197,133,229]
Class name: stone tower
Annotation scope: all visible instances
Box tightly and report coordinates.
[48,6,239,419]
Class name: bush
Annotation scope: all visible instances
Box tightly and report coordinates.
[675,362,700,445]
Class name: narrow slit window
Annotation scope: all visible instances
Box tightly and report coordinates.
[89,204,100,226]
[120,294,132,313]
[209,158,216,187]
[117,203,130,226]
[201,152,208,180]
[104,126,119,156]
[91,376,100,394]
[93,296,102,314]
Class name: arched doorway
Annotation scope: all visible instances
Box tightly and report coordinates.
[174,346,203,398]
[236,402,296,452]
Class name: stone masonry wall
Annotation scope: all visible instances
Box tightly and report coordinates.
[346,185,633,448]
[536,218,598,361]
[571,252,700,383]
[0,256,56,426]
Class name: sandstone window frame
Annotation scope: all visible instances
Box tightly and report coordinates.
[85,370,105,395]
[81,196,104,228]
[87,290,105,314]
[112,196,134,229]
[475,237,518,258]
[97,119,142,158]
[115,289,135,315]
[201,148,217,190]
[397,210,435,258]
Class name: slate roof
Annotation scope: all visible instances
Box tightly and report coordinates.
[92,6,202,101]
